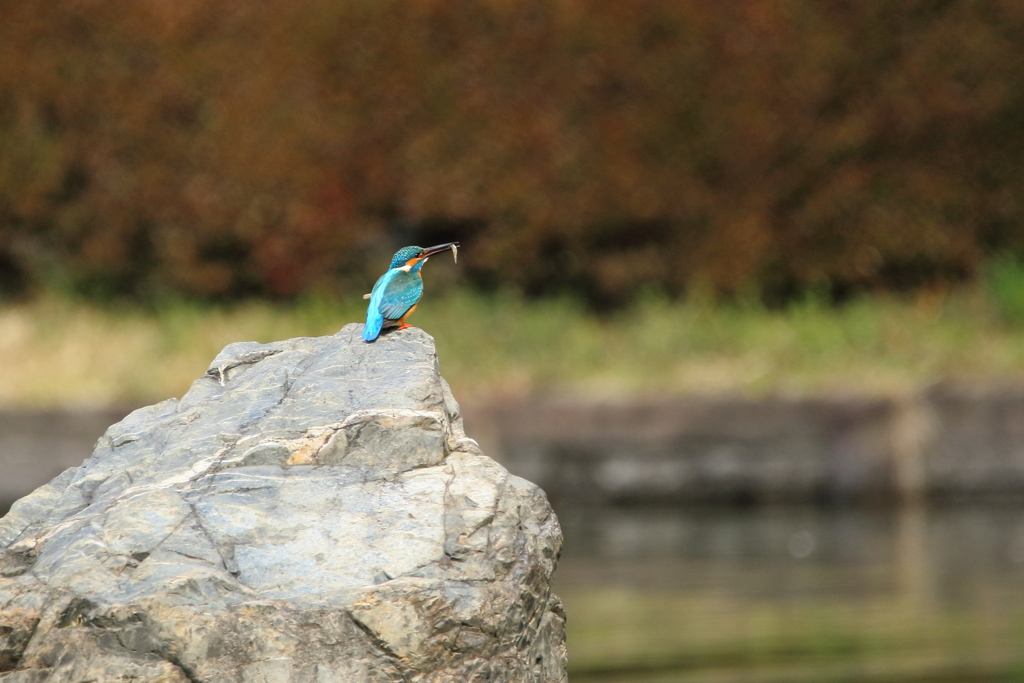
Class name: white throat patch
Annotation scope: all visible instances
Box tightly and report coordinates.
[398,257,427,273]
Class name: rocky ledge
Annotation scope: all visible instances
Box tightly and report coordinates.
[0,325,566,683]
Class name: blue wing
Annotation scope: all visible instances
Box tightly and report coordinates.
[378,270,423,320]
[362,269,423,341]
[362,270,392,341]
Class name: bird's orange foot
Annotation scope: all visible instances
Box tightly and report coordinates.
[397,323,412,330]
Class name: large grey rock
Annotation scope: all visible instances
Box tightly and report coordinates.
[0,325,566,682]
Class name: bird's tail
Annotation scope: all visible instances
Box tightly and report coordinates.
[362,310,384,342]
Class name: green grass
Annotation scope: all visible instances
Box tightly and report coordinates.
[5,279,1024,408]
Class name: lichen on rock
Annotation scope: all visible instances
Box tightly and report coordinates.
[0,324,566,682]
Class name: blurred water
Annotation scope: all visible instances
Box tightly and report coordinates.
[4,412,1024,682]
[555,504,1024,682]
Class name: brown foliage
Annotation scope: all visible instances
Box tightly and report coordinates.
[1,0,1024,303]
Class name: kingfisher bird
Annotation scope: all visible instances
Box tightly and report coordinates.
[362,242,459,342]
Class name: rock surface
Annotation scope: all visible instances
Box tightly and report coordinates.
[0,325,566,682]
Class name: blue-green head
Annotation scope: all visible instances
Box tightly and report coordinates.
[389,246,425,270]
[388,243,459,272]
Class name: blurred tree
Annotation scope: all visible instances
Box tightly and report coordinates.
[1,0,1023,305]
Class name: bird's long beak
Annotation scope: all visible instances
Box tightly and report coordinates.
[420,242,459,263]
